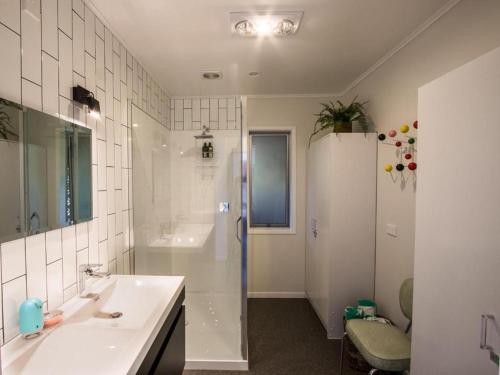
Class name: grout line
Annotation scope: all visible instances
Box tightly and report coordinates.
[19,0,23,105]
[1,273,27,286]
[58,27,72,41]
[46,257,62,266]
[0,19,20,36]
[72,9,84,23]
[73,69,85,80]
[21,76,42,88]
[41,47,58,61]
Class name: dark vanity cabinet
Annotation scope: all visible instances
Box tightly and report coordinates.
[138,288,186,375]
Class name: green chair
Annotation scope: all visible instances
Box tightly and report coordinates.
[340,278,413,375]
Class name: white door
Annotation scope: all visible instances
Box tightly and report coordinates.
[305,139,318,303]
[306,135,331,329]
[413,47,500,374]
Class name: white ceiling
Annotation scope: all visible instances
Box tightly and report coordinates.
[90,0,451,96]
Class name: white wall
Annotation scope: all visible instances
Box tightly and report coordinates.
[246,97,336,297]
[246,0,500,325]
[340,0,500,329]
[0,0,170,344]
[412,45,500,375]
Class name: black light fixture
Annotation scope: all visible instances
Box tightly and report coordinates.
[72,85,101,118]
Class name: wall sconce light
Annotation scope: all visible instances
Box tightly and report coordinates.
[72,85,101,119]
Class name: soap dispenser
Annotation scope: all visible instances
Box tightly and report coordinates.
[202,142,208,158]
[208,142,214,158]
[19,298,44,338]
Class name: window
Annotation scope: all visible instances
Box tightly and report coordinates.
[249,131,290,228]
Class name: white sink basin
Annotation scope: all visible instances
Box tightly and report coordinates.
[148,223,214,251]
[2,275,184,375]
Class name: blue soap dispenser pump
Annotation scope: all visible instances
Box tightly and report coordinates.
[19,298,44,338]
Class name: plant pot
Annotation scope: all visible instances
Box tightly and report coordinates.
[334,121,352,133]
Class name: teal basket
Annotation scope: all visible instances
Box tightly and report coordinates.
[344,306,364,320]
[357,299,377,317]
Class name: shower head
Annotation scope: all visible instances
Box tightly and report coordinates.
[194,126,213,139]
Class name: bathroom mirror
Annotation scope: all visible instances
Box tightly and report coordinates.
[0,97,93,242]
[72,125,92,223]
[0,99,24,242]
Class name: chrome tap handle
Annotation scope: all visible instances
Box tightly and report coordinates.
[79,263,103,274]
[79,263,104,293]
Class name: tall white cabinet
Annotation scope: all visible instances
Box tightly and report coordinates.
[306,133,377,338]
[413,46,500,374]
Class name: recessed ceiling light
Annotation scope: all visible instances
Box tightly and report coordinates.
[234,20,254,37]
[202,71,222,80]
[230,11,303,37]
[248,71,260,77]
[274,19,296,36]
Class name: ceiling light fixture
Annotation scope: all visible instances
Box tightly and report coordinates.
[255,20,272,36]
[234,20,254,37]
[274,19,296,36]
[230,11,303,37]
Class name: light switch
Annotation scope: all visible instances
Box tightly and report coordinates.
[386,223,398,237]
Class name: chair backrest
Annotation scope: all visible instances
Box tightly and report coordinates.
[399,278,413,321]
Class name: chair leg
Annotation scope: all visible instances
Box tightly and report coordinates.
[340,332,347,375]
[368,369,379,375]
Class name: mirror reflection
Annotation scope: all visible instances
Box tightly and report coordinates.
[25,110,75,233]
[0,97,93,242]
[0,99,23,242]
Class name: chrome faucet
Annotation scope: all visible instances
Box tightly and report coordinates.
[78,264,111,297]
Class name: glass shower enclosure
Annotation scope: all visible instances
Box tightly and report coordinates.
[131,101,247,369]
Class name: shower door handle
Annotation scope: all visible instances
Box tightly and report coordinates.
[236,216,242,243]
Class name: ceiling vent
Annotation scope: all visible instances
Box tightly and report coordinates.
[202,71,222,80]
[230,11,303,37]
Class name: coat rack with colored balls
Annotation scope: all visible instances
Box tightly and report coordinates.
[378,121,418,176]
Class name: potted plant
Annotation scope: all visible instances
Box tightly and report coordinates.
[310,97,368,144]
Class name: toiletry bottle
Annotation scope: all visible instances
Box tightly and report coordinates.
[202,142,208,158]
[208,142,213,158]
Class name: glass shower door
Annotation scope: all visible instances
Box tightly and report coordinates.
[131,102,246,368]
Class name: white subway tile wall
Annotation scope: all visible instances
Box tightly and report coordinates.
[171,97,241,131]
[0,1,171,345]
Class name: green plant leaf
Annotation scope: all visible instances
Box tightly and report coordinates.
[310,97,368,143]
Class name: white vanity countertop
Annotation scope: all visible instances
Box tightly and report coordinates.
[1,275,185,375]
